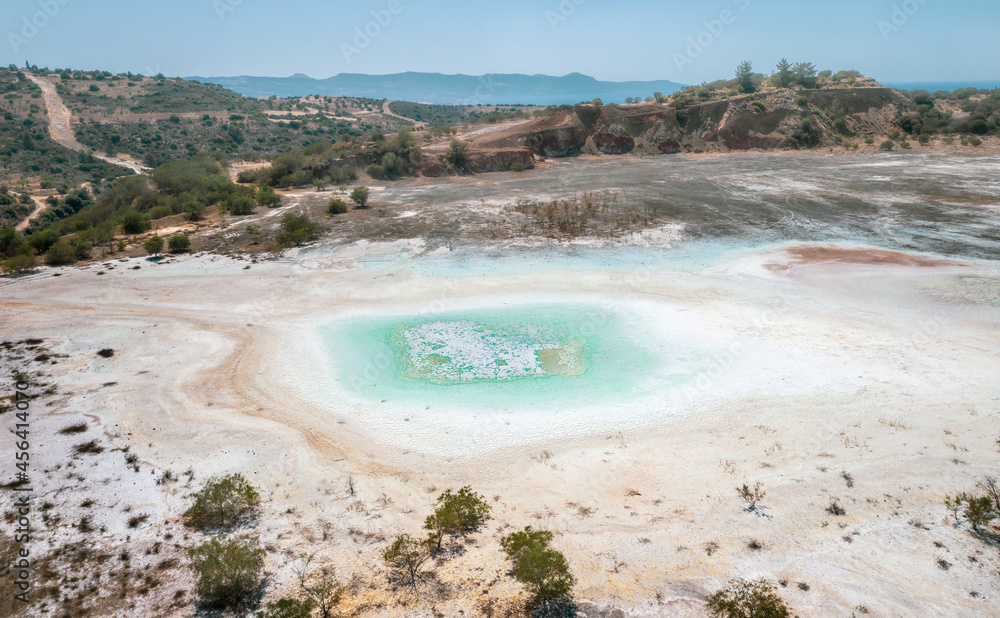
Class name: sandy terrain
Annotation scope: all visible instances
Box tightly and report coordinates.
[1,153,998,617]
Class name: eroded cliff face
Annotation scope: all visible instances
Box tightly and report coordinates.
[476,87,912,158]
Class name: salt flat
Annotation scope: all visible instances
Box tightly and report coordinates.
[1,153,999,616]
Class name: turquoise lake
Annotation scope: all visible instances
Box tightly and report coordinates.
[321,302,692,411]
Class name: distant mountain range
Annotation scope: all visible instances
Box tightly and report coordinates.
[183,72,687,105]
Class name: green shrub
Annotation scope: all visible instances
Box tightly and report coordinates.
[751,101,766,113]
[501,527,574,603]
[257,184,282,208]
[45,242,77,265]
[188,536,264,609]
[864,136,875,145]
[227,196,256,216]
[327,198,348,215]
[237,170,260,184]
[446,140,470,168]
[366,164,387,180]
[510,160,526,172]
[277,213,322,247]
[149,205,174,220]
[0,227,24,257]
[2,253,37,275]
[424,486,491,551]
[183,473,260,529]
[27,228,61,253]
[144,235,164,255]
[350,186,370,209]
[795,95,808,107]
[120,209,151,235]
[879,140,895,151]
[71,239,92,260]
[963,496,996,530]
[707,578,791,618]
[900,141,912,149]
[259,598,315,618]
[183,202,205,221]
[969,136,982,147]
[168,234,191,252]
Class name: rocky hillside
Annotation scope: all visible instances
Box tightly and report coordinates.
[475,87,913,157]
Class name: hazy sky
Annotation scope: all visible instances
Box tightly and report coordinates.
[2,0,997,84]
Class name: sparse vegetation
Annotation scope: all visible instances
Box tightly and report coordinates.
[383,534,431,589]
[737,482,766,512]
[295,554,345,618]
[707,578,791,618]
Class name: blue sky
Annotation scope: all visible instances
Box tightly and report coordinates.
[1,0,997,84]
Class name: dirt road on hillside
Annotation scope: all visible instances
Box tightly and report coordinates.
[382,100,426,128]
[25,73,149,174]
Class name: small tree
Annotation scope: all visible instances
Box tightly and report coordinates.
[168,234,190,253]
[735,61,755,94]
[774,58,793,89]
[446,140,470,169]
[350,186,370,209]
[707,578,791,618]
[944,493,969,525]
[327,198,348,215]
[184,473,260,530]
[188,535,265,609]
[383,534,430,589]
[144,235,164,256]
[424,486,491,550]
[737,482,765,512]
[296,554,344,618]
[501,527,574,607]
